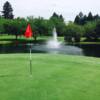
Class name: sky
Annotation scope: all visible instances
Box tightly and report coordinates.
[0,0,100,21]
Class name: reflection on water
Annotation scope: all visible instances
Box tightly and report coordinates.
[79,44,100,57]
[0,44,27,53]
[0,43,100,57]
[32,44,83,55]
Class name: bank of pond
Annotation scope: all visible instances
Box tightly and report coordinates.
[0,43,100,58]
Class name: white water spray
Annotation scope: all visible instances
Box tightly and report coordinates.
[47,28,61,48]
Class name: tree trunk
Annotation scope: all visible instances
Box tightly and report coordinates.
[15,35,18,40]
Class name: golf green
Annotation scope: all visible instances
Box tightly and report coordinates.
[0,54,100,100]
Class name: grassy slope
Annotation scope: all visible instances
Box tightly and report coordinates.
[0,54,100,100]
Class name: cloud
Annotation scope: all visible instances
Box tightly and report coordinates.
[0,0,100,21]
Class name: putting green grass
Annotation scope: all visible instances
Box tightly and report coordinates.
[0,54,100,100]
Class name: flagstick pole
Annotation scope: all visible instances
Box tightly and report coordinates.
[24,24,33,76]
[29,38,32,76]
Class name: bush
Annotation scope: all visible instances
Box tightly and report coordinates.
[84,21,98,41]
[64,23,82,43]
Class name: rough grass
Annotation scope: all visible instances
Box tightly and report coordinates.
[0,54,100,100]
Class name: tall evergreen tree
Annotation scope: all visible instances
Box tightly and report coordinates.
[74,12,85,25]
[74,15,80,24]
[82,15,87,24]
[87,12,93,21]
[51,12,59,18]
[94,14,100,21]
[79,12,84,18]
[2,1,14,19]
[59,14,64,22]
[50,12,64,22]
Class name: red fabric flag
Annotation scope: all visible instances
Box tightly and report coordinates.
[24,24,33,38]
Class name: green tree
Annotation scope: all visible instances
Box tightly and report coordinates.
[84,21,97,41]
[59,14,64,22]
[82,15,87,24]
[50,12,66,36]
[74,15,80,24]
[87,12,93,21]
[27,16,52,41]
[0,18,6,34]
[95,20,100,38]
[3,18,27,40]
[64,23,84,43]
[31,17,48,35]
[2,1,14,19]
[74,12,100,25]
[79,12,84,18]
[51,12,59,19]
[94,14,100,21]
[74,12,86,25]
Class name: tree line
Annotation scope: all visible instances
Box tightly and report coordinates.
[0,1,100,43]
[74,12,100,25]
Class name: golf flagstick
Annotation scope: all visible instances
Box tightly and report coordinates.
[29,42,32,75]
[24,24,33,76]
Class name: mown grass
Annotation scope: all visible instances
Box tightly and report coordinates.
[0,54,100,100]
[0,35,64,44]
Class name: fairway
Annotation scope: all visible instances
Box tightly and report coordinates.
[0,54,100,100]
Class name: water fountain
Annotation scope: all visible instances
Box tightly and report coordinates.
[47,27,61,49]
[30,27,83,55]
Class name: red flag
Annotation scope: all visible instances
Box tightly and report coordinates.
[24,24,33,38]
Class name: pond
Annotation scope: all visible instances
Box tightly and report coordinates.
[79,44,100,57]
[0,43,100,58]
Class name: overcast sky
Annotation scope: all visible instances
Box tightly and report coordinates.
[0,0,100,21]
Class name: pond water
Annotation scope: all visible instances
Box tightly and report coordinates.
[79,44,100,57]
[0,43,100,58]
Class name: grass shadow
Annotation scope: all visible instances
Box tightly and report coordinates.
[0,74,27,78]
